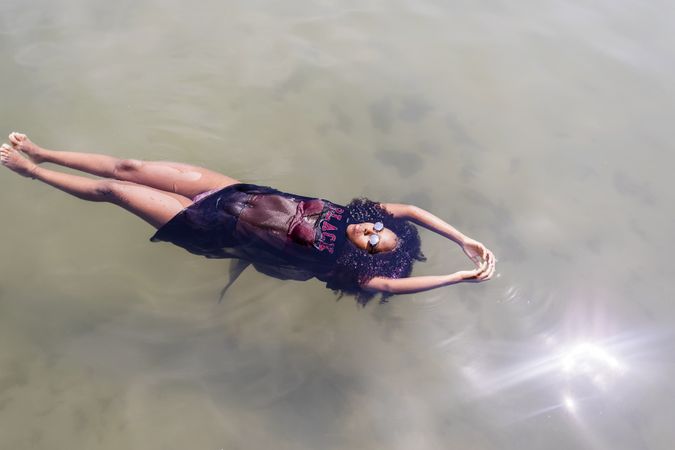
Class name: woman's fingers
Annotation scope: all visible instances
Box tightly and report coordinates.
[480,258,489,272]
[481,249,491,266]
[463,264,488,282]
[471,251,484,266]
[482,256,496,280]
[478,266,490,280]
[481,264,494,280]
[475,253,496,281]
[485,249,495,265]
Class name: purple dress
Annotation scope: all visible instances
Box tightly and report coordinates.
[150,183,349,282]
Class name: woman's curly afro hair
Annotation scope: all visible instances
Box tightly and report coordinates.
[326,198,426,306]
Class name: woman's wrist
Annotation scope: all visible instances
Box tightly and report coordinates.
[455,234,469,247]
[446,272,464,284]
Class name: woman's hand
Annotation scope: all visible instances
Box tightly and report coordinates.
[364,260,495,293]
[461,237,495,267]
[457,237,496,282]
[451,257,495,283]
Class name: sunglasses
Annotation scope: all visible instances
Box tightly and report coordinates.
[367,222,385,253]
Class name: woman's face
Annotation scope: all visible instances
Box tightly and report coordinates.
[346,222,398,254]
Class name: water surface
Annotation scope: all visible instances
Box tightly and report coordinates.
[1,1,674,449]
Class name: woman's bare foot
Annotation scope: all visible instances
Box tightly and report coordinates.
[1,143,38,178]
[8,132,45,164]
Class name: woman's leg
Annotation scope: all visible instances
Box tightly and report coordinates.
[1,144,191,229]
[8,132,240,199]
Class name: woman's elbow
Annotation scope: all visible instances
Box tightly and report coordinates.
[362,277,394,293]
[407,205,423,220]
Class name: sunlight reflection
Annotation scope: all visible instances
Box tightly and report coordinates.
[563,394,576,413]
[560,342,624,377]
[461,337,630,421]
[554,341,626,416]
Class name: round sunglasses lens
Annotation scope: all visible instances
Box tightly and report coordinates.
[368,234,380,246]
[373,222,384,232]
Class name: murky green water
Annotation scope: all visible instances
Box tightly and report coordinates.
[1,1,674,449]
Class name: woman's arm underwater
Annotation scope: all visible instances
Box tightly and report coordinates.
[362,264,493,294]
[380,203,495,266]
[381,203,467,243]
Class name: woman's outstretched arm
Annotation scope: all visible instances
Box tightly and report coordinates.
[381,203,495,266]
[362,264,494,294]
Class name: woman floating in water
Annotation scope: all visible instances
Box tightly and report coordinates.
[1,132,495,304]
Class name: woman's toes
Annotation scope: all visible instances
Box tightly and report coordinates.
[1,143,13,160]
[8,132,43,163]
[0,143,37,177]
[8,132,26,145]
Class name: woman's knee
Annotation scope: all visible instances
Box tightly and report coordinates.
[95,179,126,200]
[112,159,143,178]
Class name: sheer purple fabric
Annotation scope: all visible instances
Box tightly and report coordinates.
[151,183,349,282]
